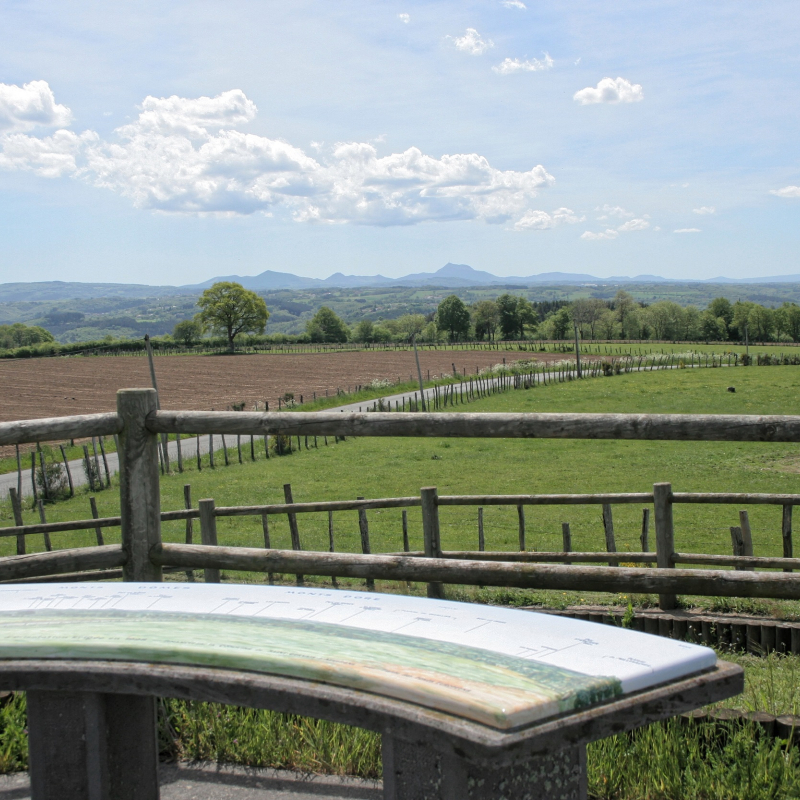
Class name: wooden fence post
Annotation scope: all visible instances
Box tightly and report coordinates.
[83,445,95,492]
[783,505,793,572]
[738,510,755,571]
[89,496,104,545]
[602,503,618,566]
[328,510,338,588]
[182,484,195,581]
[357,496,375,591]
[284,483,304,586]
[517,504,526,551]
[478,508,485,552]
[98,437,111,487]
[730,526,745,570]
[641,508,650,552]
[117,388,162,582]
[562,522,572,565]
[421,487,444,599]
[198,499,220,583]
[59,444,74,497]
[653,482,676,609]
[8,487,25,556]
[36,500,52,551]
[176,435,183,473]
[30,452,38,502]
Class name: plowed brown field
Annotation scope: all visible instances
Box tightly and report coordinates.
[0,349,561,424]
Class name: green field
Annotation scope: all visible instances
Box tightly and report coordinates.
[4,365,800,606]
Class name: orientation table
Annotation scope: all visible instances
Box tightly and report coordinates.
[0,584,743,800]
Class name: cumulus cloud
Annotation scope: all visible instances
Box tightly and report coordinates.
[449,28,493,55]
[771,186,800,198]
[581,229,618,240]
[398,13,410,23]
[0,80,72,133]
[693,206,715,214]
[617,218,649,232]
[1,85,557,226]
[674,228,701,233]
[513,207,582,231]
[574,77,643,105]
[493,55,553,75]
[596,204,634,220]
[502,0,527,8]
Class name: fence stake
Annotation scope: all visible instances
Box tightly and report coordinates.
[38,450,51,502]
[730,526,745,570]
[237,435,243,464]
[91,437,103,487]
[562,522,572,565]
[15,444,22,498]
[641,508,650,552]
[250,435,255,461]
[653,482,676,609]
[59,444,74,497]
[89,496,104,545]
[36,500,52,552]
[421,486,444,599]
[98,436,111,487]
[198,499,220,583]
[183,484,195,581]
[284,483,304,586]
[209,435,215,468]
[8,487,25,555]
[517,504,526,551]
[738,510,755,571]
[357,496,375,591]
[478,508,485,552]
[82,445,95,492]
[783,505,793,572]
[221,434,229,466]
[196,434,202,471]
[117,388,162,582]
[176,435,183,473]
[328,510,338,588]
[602,503,618,566]
[261,512,274,585]
[30,452,38,503]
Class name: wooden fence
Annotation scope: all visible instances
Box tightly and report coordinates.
[3,388,800,610]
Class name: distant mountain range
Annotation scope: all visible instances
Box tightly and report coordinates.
[2,263,800,302]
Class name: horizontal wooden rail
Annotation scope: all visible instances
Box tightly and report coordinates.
[214,497,421,517]
[403,550,656,563]
[673,553,800,570]
[148,410,800,442]
[151,544,800,599]
[0,413,122,446]
[0,545,126,582]
[438,493,653,506]
[0,517,122,538]
[672,493,800,505]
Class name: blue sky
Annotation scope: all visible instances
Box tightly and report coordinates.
[0,0,798,285]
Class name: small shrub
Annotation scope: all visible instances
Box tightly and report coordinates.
[270,433,293,456]
[36,461,69,501]
[741,353,752,366]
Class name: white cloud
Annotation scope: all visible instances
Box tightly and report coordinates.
[1,85,556,226]
[0,80,72,133]
[449,29,493,56]
[596,204,634,219]
[693,206,715,214]
[617,218,649,232]
[493,55,553,75]
[502,0,527,8]
[771,186,800,198]
[514,207,582,230]
[573,77,643,105]
[581,229,618,240]
[397,13,410,23]
[674,228,701,233]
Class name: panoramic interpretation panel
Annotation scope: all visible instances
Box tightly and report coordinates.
[0,584,715,730]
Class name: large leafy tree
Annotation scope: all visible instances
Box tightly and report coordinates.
[196,282,269,352]
[472,300,500,340]
[436,295,471,341]
[307,306,349,342]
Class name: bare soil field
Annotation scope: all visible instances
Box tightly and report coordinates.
[0,349,561,426]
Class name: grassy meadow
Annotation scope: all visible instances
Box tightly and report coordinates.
[4,364,800,794]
